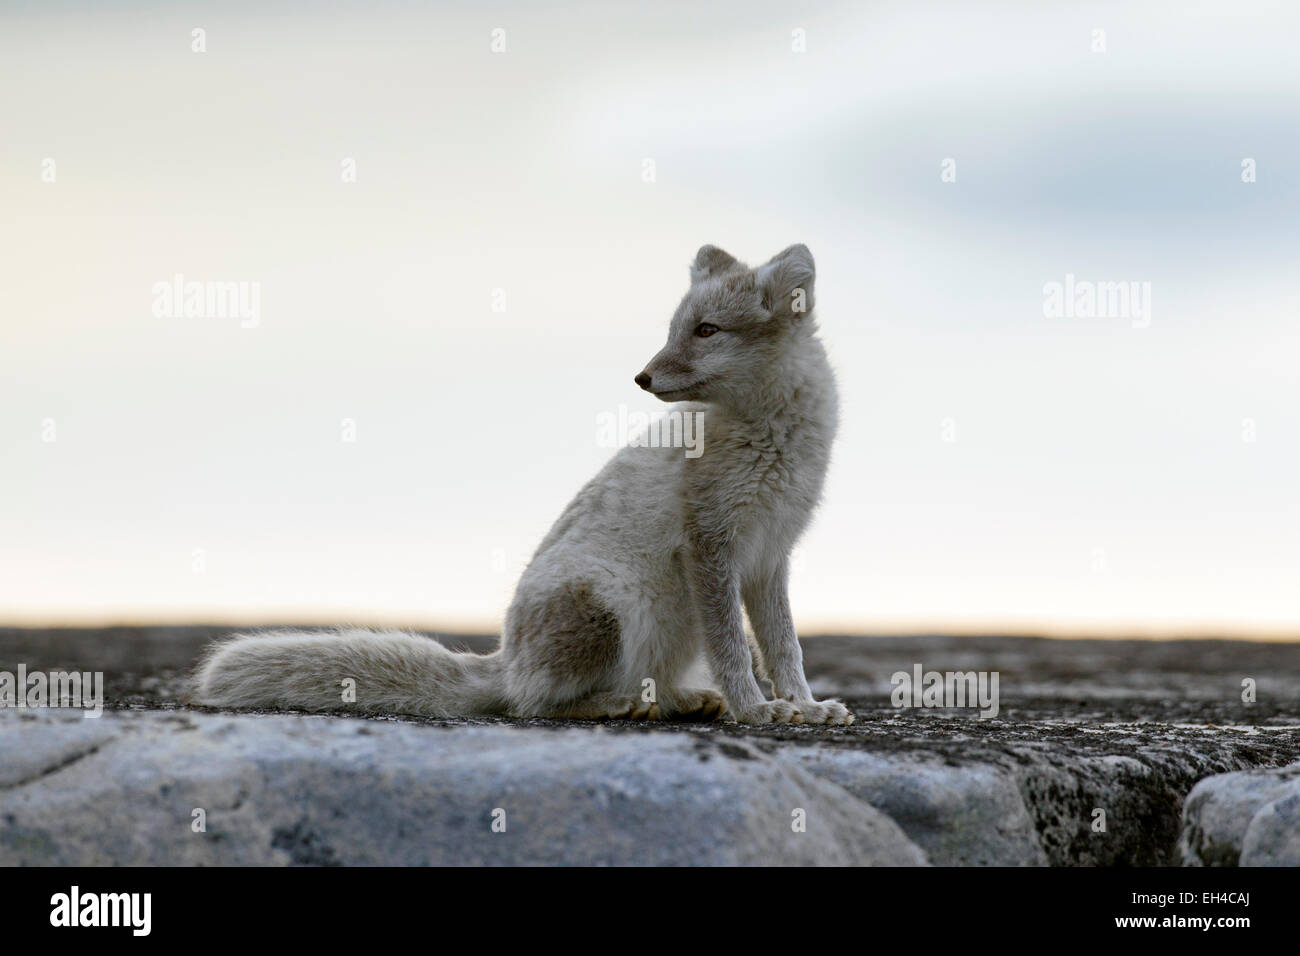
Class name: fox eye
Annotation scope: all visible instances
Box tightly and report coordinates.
[694,322,720,338]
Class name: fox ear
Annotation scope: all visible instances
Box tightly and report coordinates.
[756,244,815,318]
[690,245,739,284]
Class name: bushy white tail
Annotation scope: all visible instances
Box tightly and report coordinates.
[193,629,507,717]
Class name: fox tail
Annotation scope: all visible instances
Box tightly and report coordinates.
[193,628,508,717]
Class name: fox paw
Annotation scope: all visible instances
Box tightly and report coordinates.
[731,698,854,725]
[612,697,661,720]
[664,688,728,721]
[790,698,854,725]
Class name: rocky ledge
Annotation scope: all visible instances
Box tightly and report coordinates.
[1,627,1298,865]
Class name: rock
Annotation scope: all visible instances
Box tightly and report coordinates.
[1241,789,1300,866]
[772,739,1257,866]
[0,712,119,789]
[1000,747,1214,867]
[771,746,1047,865]
[0,710,927,866]
[1180,763,1300,866]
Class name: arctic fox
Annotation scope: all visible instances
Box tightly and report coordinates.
[195,243,851,725]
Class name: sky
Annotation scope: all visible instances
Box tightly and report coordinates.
[2,0,1297,636]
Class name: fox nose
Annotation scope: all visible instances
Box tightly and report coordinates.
[634,372,652,391]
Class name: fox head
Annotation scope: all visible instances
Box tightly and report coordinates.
[635,244,817,407]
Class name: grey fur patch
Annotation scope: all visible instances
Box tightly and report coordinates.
[519,581,622,688]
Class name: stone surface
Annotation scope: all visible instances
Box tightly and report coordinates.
[769,746,1047,865]
[2,626,1299,866]
[1179,763,1300,866]
[0,710,925,866]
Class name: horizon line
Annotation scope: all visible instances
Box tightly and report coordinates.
[1,608,1296,643]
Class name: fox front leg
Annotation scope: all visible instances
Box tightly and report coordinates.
[742,557,814,701]
[687,540,803,725]
[742,559,854,725]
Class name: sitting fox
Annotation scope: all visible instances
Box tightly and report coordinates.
[196,243,851,725]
